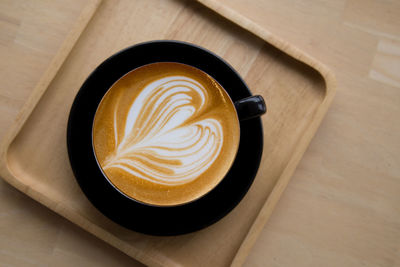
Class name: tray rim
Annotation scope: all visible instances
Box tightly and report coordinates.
[0,1,336,266]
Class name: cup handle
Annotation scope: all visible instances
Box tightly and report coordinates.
[234,95,267,121]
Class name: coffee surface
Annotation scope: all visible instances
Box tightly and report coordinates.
[93,62,239,206]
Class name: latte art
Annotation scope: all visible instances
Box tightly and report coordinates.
[102,76,223,186]
[93,62,240,206]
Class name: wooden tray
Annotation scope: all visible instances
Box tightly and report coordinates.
[0,0,335,266]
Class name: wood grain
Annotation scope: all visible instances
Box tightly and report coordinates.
[0,0,334,266]
[1,0,398,266]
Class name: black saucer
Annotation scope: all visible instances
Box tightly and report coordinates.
[67,41,263,236]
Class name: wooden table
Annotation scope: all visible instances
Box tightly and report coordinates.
[1,0,399,266]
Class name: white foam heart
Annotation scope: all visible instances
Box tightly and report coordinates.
[102,76,223,186]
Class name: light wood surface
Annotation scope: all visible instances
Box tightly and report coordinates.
[0,0,334,265]
[0,1,399,267]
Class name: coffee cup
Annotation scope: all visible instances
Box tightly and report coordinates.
[68,41,266,235]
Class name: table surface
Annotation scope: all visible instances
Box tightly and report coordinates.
[1,0,399,266]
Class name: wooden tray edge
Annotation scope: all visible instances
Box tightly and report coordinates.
[195,1,337,266]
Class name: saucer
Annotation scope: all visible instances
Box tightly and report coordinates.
[67,41,263,235]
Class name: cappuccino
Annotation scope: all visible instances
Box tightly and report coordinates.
[93,62,239,206]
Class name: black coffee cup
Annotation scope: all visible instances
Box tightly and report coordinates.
[67,40,266,235]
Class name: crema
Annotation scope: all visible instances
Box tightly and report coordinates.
[93,62,240,206]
